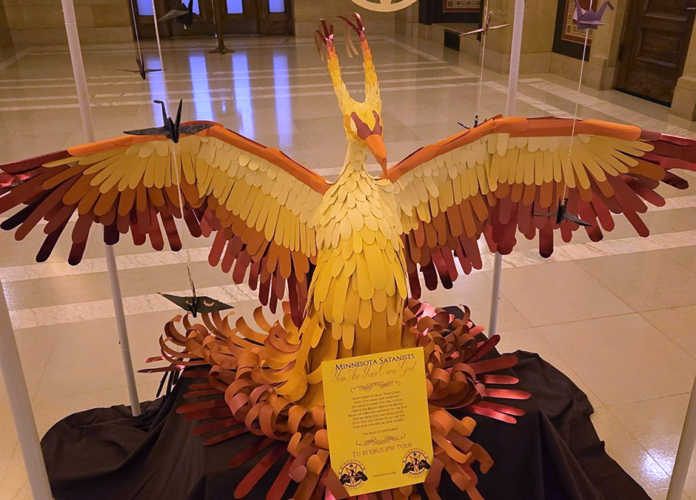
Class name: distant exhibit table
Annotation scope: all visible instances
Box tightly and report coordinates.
[41,351,649,500]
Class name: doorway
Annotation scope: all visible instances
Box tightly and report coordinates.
[616,0,696,106]
[130,0,294,38]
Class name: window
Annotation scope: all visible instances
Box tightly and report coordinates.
[136,0,153,16]
[227,0,243,14]
[192,0,200,14]
[268,0,285,13]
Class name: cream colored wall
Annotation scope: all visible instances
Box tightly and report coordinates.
[405,0,556,74]
[294,0,396,37]
[394,3,417,37]
[582,0,626,89]
[4,0,132,45]
[481,0,557,74]
[672,17,696,119]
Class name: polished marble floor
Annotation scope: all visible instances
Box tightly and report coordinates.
[2,31,696,500]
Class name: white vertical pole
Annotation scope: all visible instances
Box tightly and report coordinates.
[667,376,696,500]
[0,281,53,500]
[151,0,165,72]
[488,0,524,335]
[60,0,141,416]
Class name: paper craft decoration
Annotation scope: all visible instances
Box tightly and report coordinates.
[574,0,614,30]
[158,0,213,29]
[534,198,592,227]
[322,347,434,495]
[159,267,233,317]
[125,100,214,143]
[459,10,509,37]
[121,0,160,81]
[4,12,696,500]
[120,56,161,81]
[144,299,525,500]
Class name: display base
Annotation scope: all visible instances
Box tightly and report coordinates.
[41,352,649,500]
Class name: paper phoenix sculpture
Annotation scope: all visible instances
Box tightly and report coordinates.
[3,12,696,500]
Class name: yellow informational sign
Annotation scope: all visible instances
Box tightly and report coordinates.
[322,348,433,495]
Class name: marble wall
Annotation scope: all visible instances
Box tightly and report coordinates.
[0,0,13,50]
[672,31,696,120]
[3,0,133,45]
[293,0,396,37]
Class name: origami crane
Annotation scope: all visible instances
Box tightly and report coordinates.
[158,267,233,317]
[459,10,509,38]
[534,197,592,227]
[574,0,614,30]
[158,0,212,29]
[119,55,161,81]
[3,12,696,500]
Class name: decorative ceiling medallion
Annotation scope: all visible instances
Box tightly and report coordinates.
[351,0,419,13]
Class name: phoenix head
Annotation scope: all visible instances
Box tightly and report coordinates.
[316,14,387,174]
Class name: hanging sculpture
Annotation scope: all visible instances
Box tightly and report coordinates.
[3,12,696,500]
[120,0,161,79]
[574,0,614,31]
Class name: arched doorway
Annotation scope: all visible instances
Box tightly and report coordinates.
[131,0,293,38]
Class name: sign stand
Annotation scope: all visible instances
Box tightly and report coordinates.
[60,0,141,417]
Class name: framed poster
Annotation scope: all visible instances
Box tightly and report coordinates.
[443,0,480,13]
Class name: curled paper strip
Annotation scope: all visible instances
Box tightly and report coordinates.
[144,298,530,500]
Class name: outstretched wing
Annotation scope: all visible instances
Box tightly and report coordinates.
[386,116,696,296]
[0,122,329,324]
[158,8,188,23]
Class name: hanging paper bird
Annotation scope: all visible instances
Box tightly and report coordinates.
[159,266,233,317]
[459,10,509,37]
[125,100,213,142]
[574,0,615,30]
[158,0,213,29]
[3,12,696,500]
[120,56,162,81]
[121,0,161,80]
[534,197,592,227]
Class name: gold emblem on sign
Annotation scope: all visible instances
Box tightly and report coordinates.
[338,461,369,489]
[351,0,419,13]
[402,449,431,477]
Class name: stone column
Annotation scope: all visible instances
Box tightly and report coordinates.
[672,29,696,120]
[395,3,418,37]
[474,0,556,74]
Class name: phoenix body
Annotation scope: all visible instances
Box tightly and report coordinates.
[4,13,696,500]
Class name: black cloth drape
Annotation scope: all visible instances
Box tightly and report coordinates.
[41,351,651,500]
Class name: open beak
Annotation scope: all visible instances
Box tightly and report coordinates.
[366,134,388,176]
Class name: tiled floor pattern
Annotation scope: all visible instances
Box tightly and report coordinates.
[1,32,696,499]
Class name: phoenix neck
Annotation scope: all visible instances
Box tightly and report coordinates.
[339,141,370,178]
